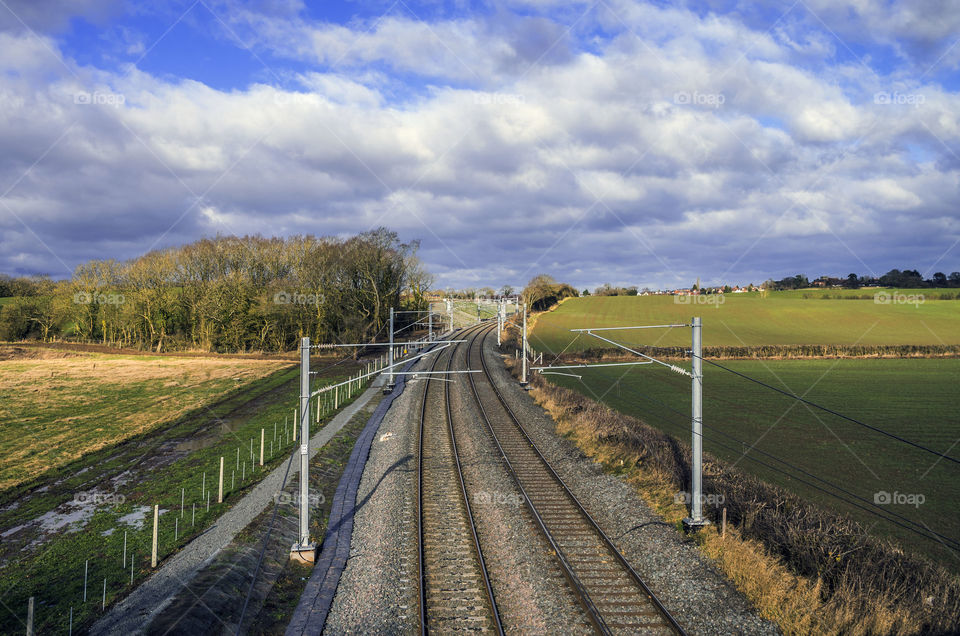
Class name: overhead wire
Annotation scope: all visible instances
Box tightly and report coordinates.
[587,372,960,550]
[695,355,959,467]
[613,378,960,549]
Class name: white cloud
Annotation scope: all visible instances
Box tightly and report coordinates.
[0,2,958,288]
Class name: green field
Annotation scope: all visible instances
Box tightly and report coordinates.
[0,348,292,490]
[530,290,960,353]
[0,347,371,633]
[545,358,960,566]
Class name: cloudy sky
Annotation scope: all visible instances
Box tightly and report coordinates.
[0,0,958,290]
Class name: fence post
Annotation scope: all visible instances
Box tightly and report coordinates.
[26,597,33,636]
[151,504,159,568]
[218,457,224,503]
[260,429,265,466]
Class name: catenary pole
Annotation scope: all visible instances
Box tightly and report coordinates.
[292,336,315,558]
[521,302,528,384]
[684,316,708,530]
[387,307,395,391]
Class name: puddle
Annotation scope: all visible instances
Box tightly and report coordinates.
[1,524,26,538]
[118,506,152,530]
[0,500,20,514]
[174,418,246,452]
[110,470,133,489]
[36,503,96,534]
[175,436,219,452]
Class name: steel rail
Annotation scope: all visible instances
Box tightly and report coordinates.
[416,322,502,635]
[469,324,688,636]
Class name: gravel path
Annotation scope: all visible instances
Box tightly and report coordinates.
[90,382,384,636]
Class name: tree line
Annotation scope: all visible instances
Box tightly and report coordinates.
[767,269,960,291]
[522,274,580,311]
[0,229,432,353]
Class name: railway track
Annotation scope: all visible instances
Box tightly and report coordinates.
[463,323,686,636]
[416,324,503,634]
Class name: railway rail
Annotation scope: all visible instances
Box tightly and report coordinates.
[411,321,685,634]
[463,323,686,636]
[416,323,503,633]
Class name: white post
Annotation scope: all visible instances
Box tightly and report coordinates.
[151,504,159,568]
[387,307,395,390]
[293,336,315,559]
[497,299,502,346]
[27,597,33,636]
[218,457,224,503]
[428,308,433,341]
[521,302,528,384]
[684,316,708,530]
[260,428,265,466]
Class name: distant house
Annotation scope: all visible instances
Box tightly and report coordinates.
[812,277,843,288]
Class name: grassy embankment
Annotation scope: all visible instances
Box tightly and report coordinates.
[0,346,370,633]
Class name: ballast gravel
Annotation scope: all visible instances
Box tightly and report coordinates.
[484,337,780,636]
[323,331,780,635]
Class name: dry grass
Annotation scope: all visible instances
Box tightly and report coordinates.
[0,346,292,490]
[507,354,958,635]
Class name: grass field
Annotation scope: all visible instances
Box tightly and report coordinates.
[0,346,292,490]
[545,358,960,566]
[0,345,371,633]
[529,290,960,353]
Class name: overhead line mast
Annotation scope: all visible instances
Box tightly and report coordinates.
[533,318,709,530]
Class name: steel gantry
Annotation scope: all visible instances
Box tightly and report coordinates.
[292,306,474,560]
[531,317,709,530]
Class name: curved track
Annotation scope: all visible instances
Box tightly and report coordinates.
[416,324,503,634]
[464,323,687,636]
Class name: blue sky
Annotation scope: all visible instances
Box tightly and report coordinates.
[0,0,958,290]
